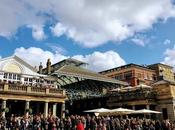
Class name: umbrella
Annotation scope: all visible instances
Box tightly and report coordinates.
[84,108,111,113]
[109,108,135,115]
[135,84,152,89]
[84,108,111,116]
[133,109,161,114]
[110,88,121,92]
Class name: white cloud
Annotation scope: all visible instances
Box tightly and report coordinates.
[14,47,68,68]
[73,51,126,72]
[163,46,175,67]
[131,38,145,46]
[27,25,46,41]
[131,35,149,46]
[14,47,125,71]
[50,23,66,37]
[0,0,45,38]
[0,0,175,47]
[163,39,171,45]
[47,44,67,54]
[0,56,1,59]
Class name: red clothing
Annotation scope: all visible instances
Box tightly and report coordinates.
[76,122,84,130]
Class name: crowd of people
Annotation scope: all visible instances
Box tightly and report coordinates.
[0,114,174,130]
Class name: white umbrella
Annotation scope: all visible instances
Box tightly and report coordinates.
[110,88,121,92]
[133,109,161,114]
[84,108,111,116]
[121,86,133,90]
[109,108,135,115]
[84,108,111,113]
[135,84,152,89]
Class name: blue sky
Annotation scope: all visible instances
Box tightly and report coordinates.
[1,0,175,71]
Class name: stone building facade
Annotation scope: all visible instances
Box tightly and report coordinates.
[100,63,157,86]
[0,55,66,118]
[107,80,175,122]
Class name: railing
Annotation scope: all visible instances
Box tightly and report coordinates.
[0,84,65,97]
[31,87,45,93]
[108,90,155,101]
[49,88,63,94]
[8,85,27,91]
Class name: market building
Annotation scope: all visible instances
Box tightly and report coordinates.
[0,55,127,118]
[1,55,175,122]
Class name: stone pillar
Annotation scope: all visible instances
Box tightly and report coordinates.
[132,105,135,110]
[146,104,150,109]
[53,103,57,117]
[1,100,6,118]
[61,102,65,119]
[25,101,30,117]
[44,102,49,118]
[146,104,150,119]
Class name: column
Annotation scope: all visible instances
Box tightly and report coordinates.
[132,105,135,110]
[44,102,48,118]
[146,104,150,109]
[61,102,65,119]
[146,104,150,119]
[1,100,6,118]
[52,103,57,117]
[25,101,30,117]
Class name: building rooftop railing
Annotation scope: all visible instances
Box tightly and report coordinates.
[107,89,155,101]
[0,83,65,97]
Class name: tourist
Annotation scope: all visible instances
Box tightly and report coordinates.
[76,120,84,130]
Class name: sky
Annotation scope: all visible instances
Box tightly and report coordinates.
[1,0,175,72]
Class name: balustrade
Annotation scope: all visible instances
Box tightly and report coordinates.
[31,87,45,93]
[8,85,27,92]
[108,90,155,101]
[0,84,65,97]
[49,88,63,94]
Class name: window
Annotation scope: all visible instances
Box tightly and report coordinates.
[47,80,50,84]
[29,78,33,82]
[115,75,123,80]
[40,80,44,83]
[24,77,28,81]
[137,73,142,78]
[36,79,40,82]
[17,75,21,80]
[152,74,156,80]
[51,81,54,84]
[3,73,8,79]
[13,74,16,79]
[9,73,12,79]
[124,71,132,80]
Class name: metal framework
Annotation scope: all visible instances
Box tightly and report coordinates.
[51,64,128,100]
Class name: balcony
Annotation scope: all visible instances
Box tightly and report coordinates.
[107,89,155,102]
[0,83,66,98]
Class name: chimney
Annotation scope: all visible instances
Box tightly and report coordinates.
[39,62,43,74]
[46,58,51,74]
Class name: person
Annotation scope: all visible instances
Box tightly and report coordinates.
[76,120,84,130]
